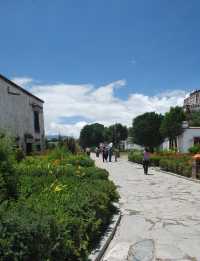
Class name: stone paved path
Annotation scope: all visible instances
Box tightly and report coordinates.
[93,154,200,260]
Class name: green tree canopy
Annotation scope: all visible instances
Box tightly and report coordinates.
[104,123,128,145]
[187,111,200,127]
[79,123,104,148]
[132,112,164,151]
[79,123,128,148]
[160,106,186,139]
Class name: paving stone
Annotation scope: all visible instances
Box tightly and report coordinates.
[93,154,200,260]
[127,239,155,261]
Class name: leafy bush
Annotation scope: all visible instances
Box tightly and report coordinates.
[188,144,200,154]
[0,146,118,260]
[66,154,94,167]
[159,158,192,177]
[14,147,25,162]
[128,150,143,164]
[128,149,192,178]
[150,155,161,166]
[47,146,70,161]
[0,136,18,202]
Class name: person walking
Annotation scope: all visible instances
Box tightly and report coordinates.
[108,142,113,162]
[102,146,107,162]
[104,147,109,162]
[143,148,150,175]
[114,148,119,162]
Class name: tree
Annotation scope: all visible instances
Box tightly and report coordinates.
[104,123,128,146]
[187,111,200,126]
[160,106,186,149]
[79,123,104,148]
[132,112,164,151]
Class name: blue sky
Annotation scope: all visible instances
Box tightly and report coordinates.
[0,0,200,136]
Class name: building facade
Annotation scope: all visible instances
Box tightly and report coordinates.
[120,137,143,151]
[162,123,200,153]
[184,90,200,112]
[0,74,45,153]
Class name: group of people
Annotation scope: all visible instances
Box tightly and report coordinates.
[86,145,150,174]
[95,143,119,163]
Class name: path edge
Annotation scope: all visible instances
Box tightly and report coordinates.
[88,204,121,261]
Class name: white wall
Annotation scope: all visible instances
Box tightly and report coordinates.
[0,77,45,151]
[179,128,200,153]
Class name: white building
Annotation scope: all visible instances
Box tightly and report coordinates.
[184,90,200,112]
[162,122,200,153]
[0,74,45,153]
[120,137,143,151]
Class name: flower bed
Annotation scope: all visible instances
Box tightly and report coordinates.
[0,140,119,261]
[128,150,193,178]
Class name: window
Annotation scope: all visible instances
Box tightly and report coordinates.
[36,144,41,151]
[34,111,40,133]
[194,137,200,145]
[26,143,32,154]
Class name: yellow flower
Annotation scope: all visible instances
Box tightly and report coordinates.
[54,185,62,192]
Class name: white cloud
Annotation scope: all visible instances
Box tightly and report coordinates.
[15,77,187,137]
[12,77,33,87]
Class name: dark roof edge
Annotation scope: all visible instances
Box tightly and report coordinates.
[0,74,44,103]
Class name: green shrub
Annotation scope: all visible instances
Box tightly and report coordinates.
[128,151,143,164]
[47,146,70,161]
[150,155,161,166]
[0,146,118,260]
[66,155,94,167]
[14,147,25,162]
[0,136,18,202]
[0,174,118,260]
[159,158,192,178]
[188,144,200,154]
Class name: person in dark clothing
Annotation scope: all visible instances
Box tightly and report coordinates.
[108,147,112,162]
[143,148,150,174]
[104,147,108,162]
[102,146,106,162]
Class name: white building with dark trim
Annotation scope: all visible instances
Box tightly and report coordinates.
[0,74,45,153]
[162,122,200,153]
[184,90,200,112]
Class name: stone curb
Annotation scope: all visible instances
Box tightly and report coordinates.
[128,161,200,184]
[154,167,200,184]
[88,206,121,261]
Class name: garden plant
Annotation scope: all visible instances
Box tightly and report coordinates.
[128,149,193,178]
[0,136,119,261]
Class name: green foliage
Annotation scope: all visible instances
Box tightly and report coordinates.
[150,155,162,166]
[159,158,192,177]
[80,123,105,148]
[47,146,70,160]
[0,146,119,260]
[79,123,128,148]
[128,150,143,164]
[104,124,128,145]
[132,112,164,151]
[0,136,18,202]
[128,150,192,178]
[188,144,200,154]
[160,106,186,140]
[187,111,200,127]
[14,147,25,162]
[66,154,94,167]
[58,137,80,154]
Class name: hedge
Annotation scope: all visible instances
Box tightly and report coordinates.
[128,150,192,178]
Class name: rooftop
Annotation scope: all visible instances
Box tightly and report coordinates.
[0,74,44,103]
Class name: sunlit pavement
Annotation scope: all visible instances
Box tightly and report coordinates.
[92,154,200,260]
